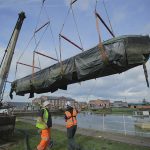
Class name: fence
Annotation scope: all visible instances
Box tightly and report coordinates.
[77,113,150,137]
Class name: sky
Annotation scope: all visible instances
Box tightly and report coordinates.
[0,0,150,103]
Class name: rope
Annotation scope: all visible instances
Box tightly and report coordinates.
[16,0,44,77]
[95,1,109,65]
[32,0,46,71]
[15,35,35,80]
[60,6,71,34]
[34,0,44,34]
[33,23,49,55]
[95,0,98,12]
[16,0,58,80]
[14,63,18,80]
[33,35,41,70]
[17,35,34,64]
[43,6,59,61]
[59,36,64,74]
[32,24,49,75]
[58,5,72,75]
[103,0,114,36]
[58,0,84,74]
[71,6,84,51]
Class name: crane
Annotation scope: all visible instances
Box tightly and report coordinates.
[0,12,26,101]
[0,12,26,139]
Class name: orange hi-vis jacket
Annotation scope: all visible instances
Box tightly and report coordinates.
[65,109,77,128]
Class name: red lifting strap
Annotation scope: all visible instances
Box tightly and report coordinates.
[34,51,58,62]
[17,61,40,69]
[71,0,77,5]
[95,12,115,38]
[60,34,83,51]
[34,21,50,34]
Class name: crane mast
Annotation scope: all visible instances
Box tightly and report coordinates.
[0,12,26,100]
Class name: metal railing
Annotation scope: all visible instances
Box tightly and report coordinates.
[90,114,150,137]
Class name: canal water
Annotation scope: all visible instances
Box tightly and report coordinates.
[52,112,150,137]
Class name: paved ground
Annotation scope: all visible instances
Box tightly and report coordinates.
[18,117,150,148]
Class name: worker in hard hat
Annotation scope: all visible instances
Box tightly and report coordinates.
[36,100,52,150]
[64,101,80,150]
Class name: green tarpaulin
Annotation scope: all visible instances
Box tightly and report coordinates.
[10,35,150,98]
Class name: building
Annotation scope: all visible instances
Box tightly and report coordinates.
[32,96,80,110]
[88,99,110,109]
[78,102,88,109]
[111,101,128,108]
[7,102,32,110]
[128,102,150,109]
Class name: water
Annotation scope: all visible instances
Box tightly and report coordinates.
[52,112,150,137]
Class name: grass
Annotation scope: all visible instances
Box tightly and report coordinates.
[90,108,138,115]
[9,121,149,150]
[111,108,138,115]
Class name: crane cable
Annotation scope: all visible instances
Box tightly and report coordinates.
[103,0,114,36]
[60,7,71,34]
[71,6,84,51]
[59,5,72,74]
[60,1,84,50]
[15,0,52,79]
[84,0,113,101]
[14,35,34,80]
[59,0,84,73]
[14,1,45,79]
[33,0,46,70]
[33,0,59,71]
[43,5,59,61]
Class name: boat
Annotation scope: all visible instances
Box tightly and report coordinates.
[0,12,25,138]
[135,122,150,130]
[133,111,150,130]
[133,110,150,117]
[8,1,150,99]
[9,35,150,98]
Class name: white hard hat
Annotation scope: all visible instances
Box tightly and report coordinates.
[65,101,71,107]
[43,101,50,107]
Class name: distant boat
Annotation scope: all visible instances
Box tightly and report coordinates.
[133,110,150,117]
[10,35,150,98]
[135,122,150,130]
[133,111,150,130]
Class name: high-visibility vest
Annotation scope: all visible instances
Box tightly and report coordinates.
[65,109,77,128]
[36,108,48,129]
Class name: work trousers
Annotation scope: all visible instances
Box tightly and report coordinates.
[37,128,50,150]
[67,125,80,150]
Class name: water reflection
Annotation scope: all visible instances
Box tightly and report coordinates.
[52,112,150,137]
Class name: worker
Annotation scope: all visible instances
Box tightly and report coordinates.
[64,101,80,150]
[36,100,52,150]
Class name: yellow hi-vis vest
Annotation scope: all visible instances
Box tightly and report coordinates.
[65,109,77,128]
[36,108,48,129]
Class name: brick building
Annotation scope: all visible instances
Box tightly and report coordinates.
[88,99,110,109]
[32,96,80,110]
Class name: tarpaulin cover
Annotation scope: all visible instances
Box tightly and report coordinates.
[10,35,150,98]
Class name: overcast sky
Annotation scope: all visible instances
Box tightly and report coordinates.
[0,0,150,103]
